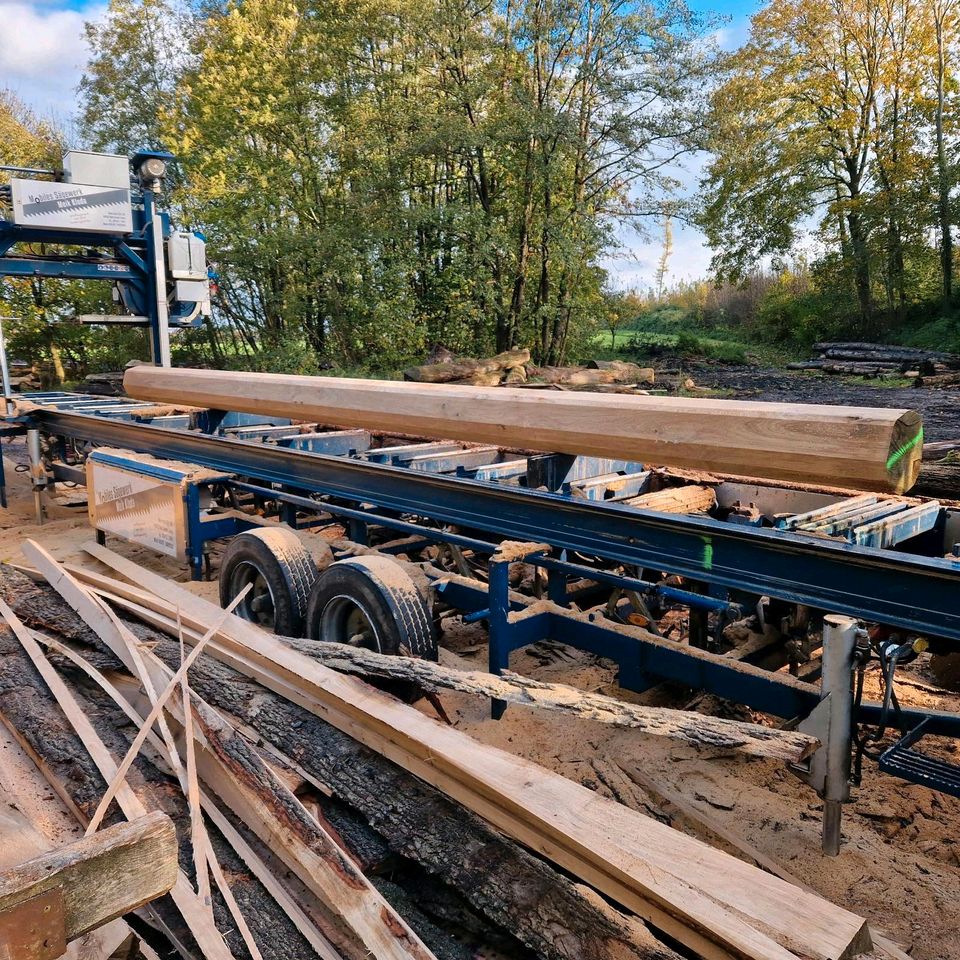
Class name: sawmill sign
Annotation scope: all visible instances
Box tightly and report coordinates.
[9,178,133,234]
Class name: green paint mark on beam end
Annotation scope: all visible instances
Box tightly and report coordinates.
[701,536,713,571]
[886,427,924,472]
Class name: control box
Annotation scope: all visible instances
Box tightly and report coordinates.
[61,151,130,190]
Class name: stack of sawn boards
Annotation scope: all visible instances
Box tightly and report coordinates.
[0,541,873,960]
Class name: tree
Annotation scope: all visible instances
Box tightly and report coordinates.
[654,215,673,300]
[927,0,960,299]
[701,0,890,328]
[78,0,715,371]
[79,0,191,154]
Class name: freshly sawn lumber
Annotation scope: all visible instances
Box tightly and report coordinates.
[124,365,924,492]
[0,813,177,945]
[3,565,683,960]
[84,544,873,960]
[21,545,436,960]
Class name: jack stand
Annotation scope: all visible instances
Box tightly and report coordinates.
[27,428,46,526]
[794,614,860,855]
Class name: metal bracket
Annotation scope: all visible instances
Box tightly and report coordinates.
[0,886,66,960]
[792,614,858,855]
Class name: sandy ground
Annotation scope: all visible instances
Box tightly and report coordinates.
[2,428,960,960]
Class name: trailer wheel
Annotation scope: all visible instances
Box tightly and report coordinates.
[219,527,319,637]
[304,555,438,661]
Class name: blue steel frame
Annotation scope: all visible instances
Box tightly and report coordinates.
[13,405,960,743]
[0,184,203,363]
[29,409,960,644]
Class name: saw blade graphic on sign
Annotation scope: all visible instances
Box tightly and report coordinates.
[100,484,177,522]
[20,188,129,218]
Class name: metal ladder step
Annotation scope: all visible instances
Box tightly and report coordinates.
[878,719,960,796]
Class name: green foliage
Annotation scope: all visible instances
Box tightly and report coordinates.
[72,0,716,374]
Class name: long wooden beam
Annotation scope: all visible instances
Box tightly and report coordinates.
[82,544,872,960]
[124,366,923,492]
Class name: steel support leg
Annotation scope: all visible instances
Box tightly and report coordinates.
[794,614,858,854]
[27,428,45,525]
[820,615,857,854]
[488,558,512,720]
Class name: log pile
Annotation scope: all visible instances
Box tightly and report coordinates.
[0,540,874,960]
[788,341,960,378]
[403,349,656,392]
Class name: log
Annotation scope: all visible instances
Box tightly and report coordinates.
[63,575,812,764]
[913,463,960,499]
[403,350,530,383]
[257,638,818,763]
[2,567,682,960]
[586,360,656,384]
[124,366,925,493]
[187,698,438,960]
[403,362,491,384]
[0,813,177,945]
[917,371,960,388]
[82,547,873,960]
[813,342,960,363]
[625,484,718,514]
[923,440,960,460]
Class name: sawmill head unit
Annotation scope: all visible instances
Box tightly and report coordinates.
[1,153,960,854]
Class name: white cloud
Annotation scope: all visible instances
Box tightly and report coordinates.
[0,0,106,126]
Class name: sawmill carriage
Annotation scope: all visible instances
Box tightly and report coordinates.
[2,151,960,858]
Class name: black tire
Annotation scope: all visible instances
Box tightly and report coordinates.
[219,527,319,636]
[304,555,438,661]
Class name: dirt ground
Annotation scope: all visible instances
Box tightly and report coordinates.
[2,369,959,960]
[689,363,960,441]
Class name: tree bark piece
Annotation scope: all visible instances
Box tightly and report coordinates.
[625,485,718,514]
[124,365,923,492]
[0,813,177,944]
[267,640,817,763]
[81,546,873,960]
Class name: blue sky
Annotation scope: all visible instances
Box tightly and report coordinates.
[1,0,760,288]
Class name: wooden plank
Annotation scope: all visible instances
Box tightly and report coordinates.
[0,747,137,960]
[620,766,911,960]
[0,813,177,942]
[123,366,924,492]
[18,552,431,960]
[0,596,237,960]
[72,579,249,835]
[83,546,872,960]
[18,544,188,793]
[31,633,340,960]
